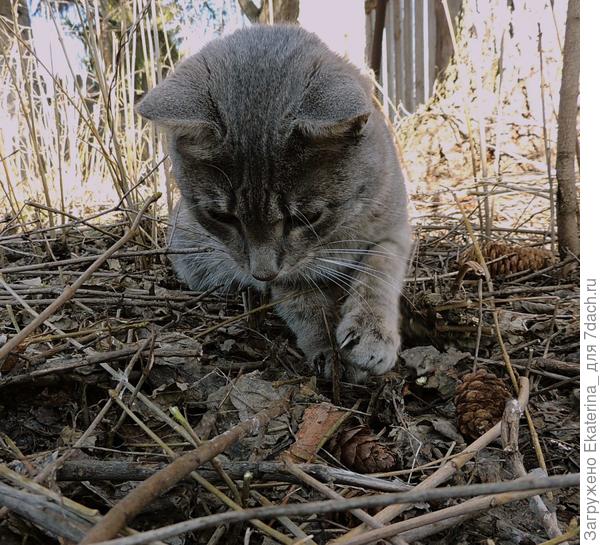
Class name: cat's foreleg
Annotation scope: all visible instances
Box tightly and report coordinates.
[335,234,412,380]
[272,287,340,376]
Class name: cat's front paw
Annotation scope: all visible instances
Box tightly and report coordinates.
[336,310,400,380]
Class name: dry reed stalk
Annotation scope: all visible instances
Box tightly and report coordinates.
[80,396,291,544]
[1,1,174,222]
[441,0,480,208]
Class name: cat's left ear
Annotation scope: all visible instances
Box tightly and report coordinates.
[295,70,372,140]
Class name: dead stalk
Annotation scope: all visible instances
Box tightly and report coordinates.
[0,193,160,363]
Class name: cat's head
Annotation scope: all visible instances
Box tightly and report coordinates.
[138,26,379,285]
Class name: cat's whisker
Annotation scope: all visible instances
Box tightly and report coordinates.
[288,206,322,243]
[195,162,234,190]
[314,255,391,278]
[357,196,410,212]
[305,264,373,317]
[309,263,379,319]
[315,243,412,262]
[316,248,406,260]
[318,238,399,253]
[298,269,329,305]
[316,257,401,294]
[313,262,388,298]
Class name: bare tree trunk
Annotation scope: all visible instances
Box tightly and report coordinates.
[0,0,29,27]
[0,0,31,50]
[238,0,299,24]
[0,0,32,116]
[555,0,580,258]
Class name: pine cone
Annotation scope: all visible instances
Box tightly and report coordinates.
[329,425,396,473]
[461,241,552,278]
[454,369,512,439]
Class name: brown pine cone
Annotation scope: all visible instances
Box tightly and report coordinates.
[329,425,396,473]
[460,241,552,278]
[454,369,512,439]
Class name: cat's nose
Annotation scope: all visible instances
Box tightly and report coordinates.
[248,247,281,282]
[251,269,280,281]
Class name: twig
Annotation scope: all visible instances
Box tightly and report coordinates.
[55,460,411,493]
[80,473,579,545]
[538,525,579,545]
[0,465,167,545]
[502,400,563,541]
[79,396,290,544]
[0,483,90,543]
[110,395,295,545]
[537,24,557,258]
[283,456,409,545]
[453,195,553,496]
[341,487,559,545]
[332,376,531,543]
[0,245,210,275]
[0,194,160,363]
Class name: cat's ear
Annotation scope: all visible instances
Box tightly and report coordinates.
[295,72,372,141]
[136,58,223,153]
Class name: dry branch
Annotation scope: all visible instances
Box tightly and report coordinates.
[342,487,559,545]
[0,482,90,543]
[55,459,411,492]
[80,473,579,545]
[333,376,532,543]
[0,193,160,363]
[283,455,409,545]
[79,396,290,544]
[502,400,563,540]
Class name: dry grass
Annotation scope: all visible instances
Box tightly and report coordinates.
[0,0,176,223]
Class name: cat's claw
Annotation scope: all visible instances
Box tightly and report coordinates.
[335,312,400,379]
[311,349,369,383]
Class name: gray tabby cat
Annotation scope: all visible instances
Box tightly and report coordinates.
[137,25,412,382]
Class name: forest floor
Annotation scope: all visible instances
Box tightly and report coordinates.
[0,178,580,545]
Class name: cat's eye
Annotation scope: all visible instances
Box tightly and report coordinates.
[303,210,323,224]
[289,209,323,230]
[207,209,240,226]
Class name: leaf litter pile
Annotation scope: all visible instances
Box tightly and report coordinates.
[0,186,580,545]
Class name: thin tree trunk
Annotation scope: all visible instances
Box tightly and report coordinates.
[555,0,580,258]
[237,0,299,24]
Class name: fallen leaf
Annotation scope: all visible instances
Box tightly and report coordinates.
[287,402,348,462]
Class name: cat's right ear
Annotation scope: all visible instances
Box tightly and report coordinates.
[136,60,223,156]
[294,70,372,144]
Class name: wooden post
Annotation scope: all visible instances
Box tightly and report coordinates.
[434,0,461,80]
[365,1,375,68]
[426,0,436,98]
[402,0,414,112]
[370,0,388,83]
[415,0,425,105]
[392,0,403,111]
[385,0,395,115]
